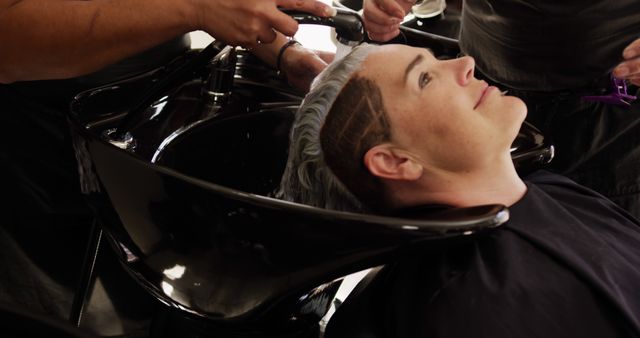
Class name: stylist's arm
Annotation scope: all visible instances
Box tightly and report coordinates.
[0,0,334,83]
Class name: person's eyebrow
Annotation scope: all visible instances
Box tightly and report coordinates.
[403,54,424,86]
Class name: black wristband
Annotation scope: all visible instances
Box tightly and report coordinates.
[276,39,301,74]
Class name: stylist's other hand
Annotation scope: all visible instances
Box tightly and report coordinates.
[614,38,640,86]
[280,44,334,92]
[197,0,336,49]
[363,0,412,41]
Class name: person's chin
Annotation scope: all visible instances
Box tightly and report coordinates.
[506,96,528,119]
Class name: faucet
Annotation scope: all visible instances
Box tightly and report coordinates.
[203,45,237,108]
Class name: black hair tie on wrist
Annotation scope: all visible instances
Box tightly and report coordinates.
[276,39,301,75]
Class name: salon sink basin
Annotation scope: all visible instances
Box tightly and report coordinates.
[67,35,546,335]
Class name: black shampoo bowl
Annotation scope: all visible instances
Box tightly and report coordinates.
[68,31,550,336]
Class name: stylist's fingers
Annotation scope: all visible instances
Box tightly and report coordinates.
[280,45,329,92]
[267,0,336,37]
[613,58,640,80]
[276,0,337,17]
[366,0,405,19]
[265,10,299,37]
[625,74,640,87]
[362,8,404,28]
[316,50,335,64]
[363,0,404,41]
[364,0,403,26]
[367,21,401,35]
[614,38,640,79]
[367,27,401,42]
[623,38,640,60]
[255,27,278,46]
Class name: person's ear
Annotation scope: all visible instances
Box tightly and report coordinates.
[364,144,423,181]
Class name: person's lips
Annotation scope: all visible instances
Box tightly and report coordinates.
[474,83,495,109]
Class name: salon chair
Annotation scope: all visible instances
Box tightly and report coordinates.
[67,6,553,338]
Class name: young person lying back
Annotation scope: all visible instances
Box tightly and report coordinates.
[278,44,640,337]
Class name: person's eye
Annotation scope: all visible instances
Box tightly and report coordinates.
[418,72,432,89]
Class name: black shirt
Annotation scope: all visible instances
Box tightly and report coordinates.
[325,171,640,337]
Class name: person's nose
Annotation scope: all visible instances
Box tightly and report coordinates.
[452,56,475,86]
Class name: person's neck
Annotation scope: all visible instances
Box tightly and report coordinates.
[390,158,527,209]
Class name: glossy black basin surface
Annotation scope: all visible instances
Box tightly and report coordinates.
[68,33,543,333]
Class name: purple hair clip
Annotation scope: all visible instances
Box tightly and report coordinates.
[582,75,637,106]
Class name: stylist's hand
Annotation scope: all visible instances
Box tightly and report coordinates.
[614,38,640,86]
[280,44,334,92]
[363,0,413,41]
[197,0,336,49]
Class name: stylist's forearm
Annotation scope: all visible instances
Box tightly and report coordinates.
[0,0,335,84]
[0,0,196,83]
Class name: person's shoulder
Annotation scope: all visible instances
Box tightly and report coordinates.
[524,170,611,200]
[519,170,640,228]
[525,169,581,187]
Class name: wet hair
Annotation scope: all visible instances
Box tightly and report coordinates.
[277,44,393,212]
[321,76,392,210]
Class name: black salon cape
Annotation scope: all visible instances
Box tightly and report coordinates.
[325,171,640,338]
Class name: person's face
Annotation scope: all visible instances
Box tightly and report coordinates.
[358,45,527,172]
